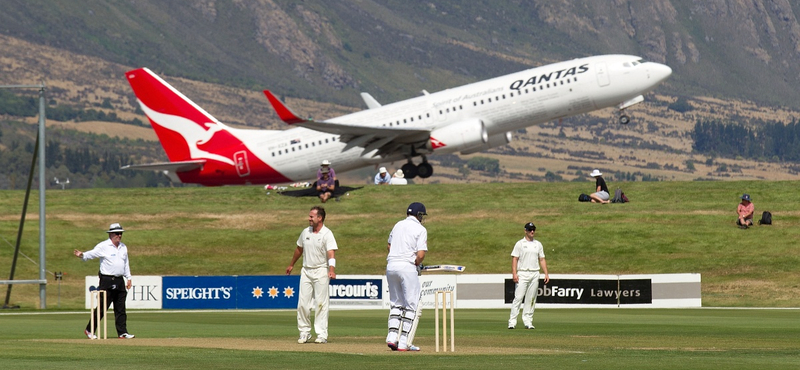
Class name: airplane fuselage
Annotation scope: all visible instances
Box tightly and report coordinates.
[125,54,671,185]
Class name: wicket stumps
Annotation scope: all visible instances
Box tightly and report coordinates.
[90,290,107,340]
[434,290,455,352]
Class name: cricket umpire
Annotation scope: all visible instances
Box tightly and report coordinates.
[73,223,135,339]
[385,202,427,352]
[508,222,549,329]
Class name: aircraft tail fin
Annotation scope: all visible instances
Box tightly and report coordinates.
[125,68,229,162]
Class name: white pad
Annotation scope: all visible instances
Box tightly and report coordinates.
[406,301,423,345]
[386,306,402,344]
[397,309,416,349]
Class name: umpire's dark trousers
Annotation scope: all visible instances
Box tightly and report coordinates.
[85,273,128,336]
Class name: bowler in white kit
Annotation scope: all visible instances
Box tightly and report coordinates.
[286,206,338,344]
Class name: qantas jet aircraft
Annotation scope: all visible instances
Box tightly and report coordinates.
[123,55,671,185]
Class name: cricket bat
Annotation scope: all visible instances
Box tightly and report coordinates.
[420,264,466,273]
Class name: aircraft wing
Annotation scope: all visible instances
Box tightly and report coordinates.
[120,159,206,172]
[264,90,431,156]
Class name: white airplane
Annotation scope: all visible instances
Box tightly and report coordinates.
[123,54,671,185]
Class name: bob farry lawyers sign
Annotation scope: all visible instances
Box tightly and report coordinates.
[504,278,652,305]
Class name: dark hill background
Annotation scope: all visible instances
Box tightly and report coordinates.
[3,0,800,107]
[2,0,800,188]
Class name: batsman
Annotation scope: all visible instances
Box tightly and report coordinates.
[385,202,428,351]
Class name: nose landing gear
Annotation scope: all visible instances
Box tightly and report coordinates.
[616,95,643,125]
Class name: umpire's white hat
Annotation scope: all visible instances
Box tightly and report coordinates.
[106,223,125,233]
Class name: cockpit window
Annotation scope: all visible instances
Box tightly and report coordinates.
[625,59,648,67]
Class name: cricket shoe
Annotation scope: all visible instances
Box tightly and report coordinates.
[398,345,420,352]
[84,329,97,340]
[525,325,535,330]
[119,333,135,339]
[387,341,398,351]
[314,337,327,344]
[297,333,312,344]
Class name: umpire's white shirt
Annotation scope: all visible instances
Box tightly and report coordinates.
[82,239,132,279]
[387,216,428,264]
[297,225,338,268]
[511,238,545,271]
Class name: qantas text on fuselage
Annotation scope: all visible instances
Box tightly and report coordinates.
[123,55,671,185]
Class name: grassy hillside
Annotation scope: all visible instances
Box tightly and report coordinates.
[1,180,798,309]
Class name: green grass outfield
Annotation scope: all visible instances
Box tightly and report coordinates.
[1,181,799,368]
[1,308,798,369]
[2,180,799,308]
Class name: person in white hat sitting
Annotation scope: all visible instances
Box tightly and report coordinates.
[589,169,610,204]
[316,167,336,203]
[317,160,337,184]
[375,167,391,185]
[390,169,408,185]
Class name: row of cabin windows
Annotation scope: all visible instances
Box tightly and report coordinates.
[473,77,578,106]
[439,105,464,115]
[382,75,580,124]
[272,76,581,156]
[272,136,338,157]
[382,113,432,127]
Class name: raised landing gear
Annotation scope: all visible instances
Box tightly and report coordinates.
[401,159,433,179]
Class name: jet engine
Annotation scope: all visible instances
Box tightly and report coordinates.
[428,119,488,155]
[460,131,513,155]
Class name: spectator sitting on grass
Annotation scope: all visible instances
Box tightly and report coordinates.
[589,169,610,204]
[389,169,407,185]
[737,193,754,229]
[375,167,391,185]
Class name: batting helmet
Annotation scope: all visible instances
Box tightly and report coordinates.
[407,202,427,217]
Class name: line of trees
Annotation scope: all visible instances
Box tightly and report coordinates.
[0,90,145,126]
[0,120,171,189]
[692,118,800,161]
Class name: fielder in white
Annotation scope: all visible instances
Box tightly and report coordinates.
[385,202,428,352]
[286,206,337,344]
[508,222,549,329]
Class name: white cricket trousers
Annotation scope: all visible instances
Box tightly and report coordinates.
[386,261,421,312]
[297,266,330,339]
[508,270,540,327]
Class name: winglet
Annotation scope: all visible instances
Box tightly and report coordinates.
[263,90,307,125]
